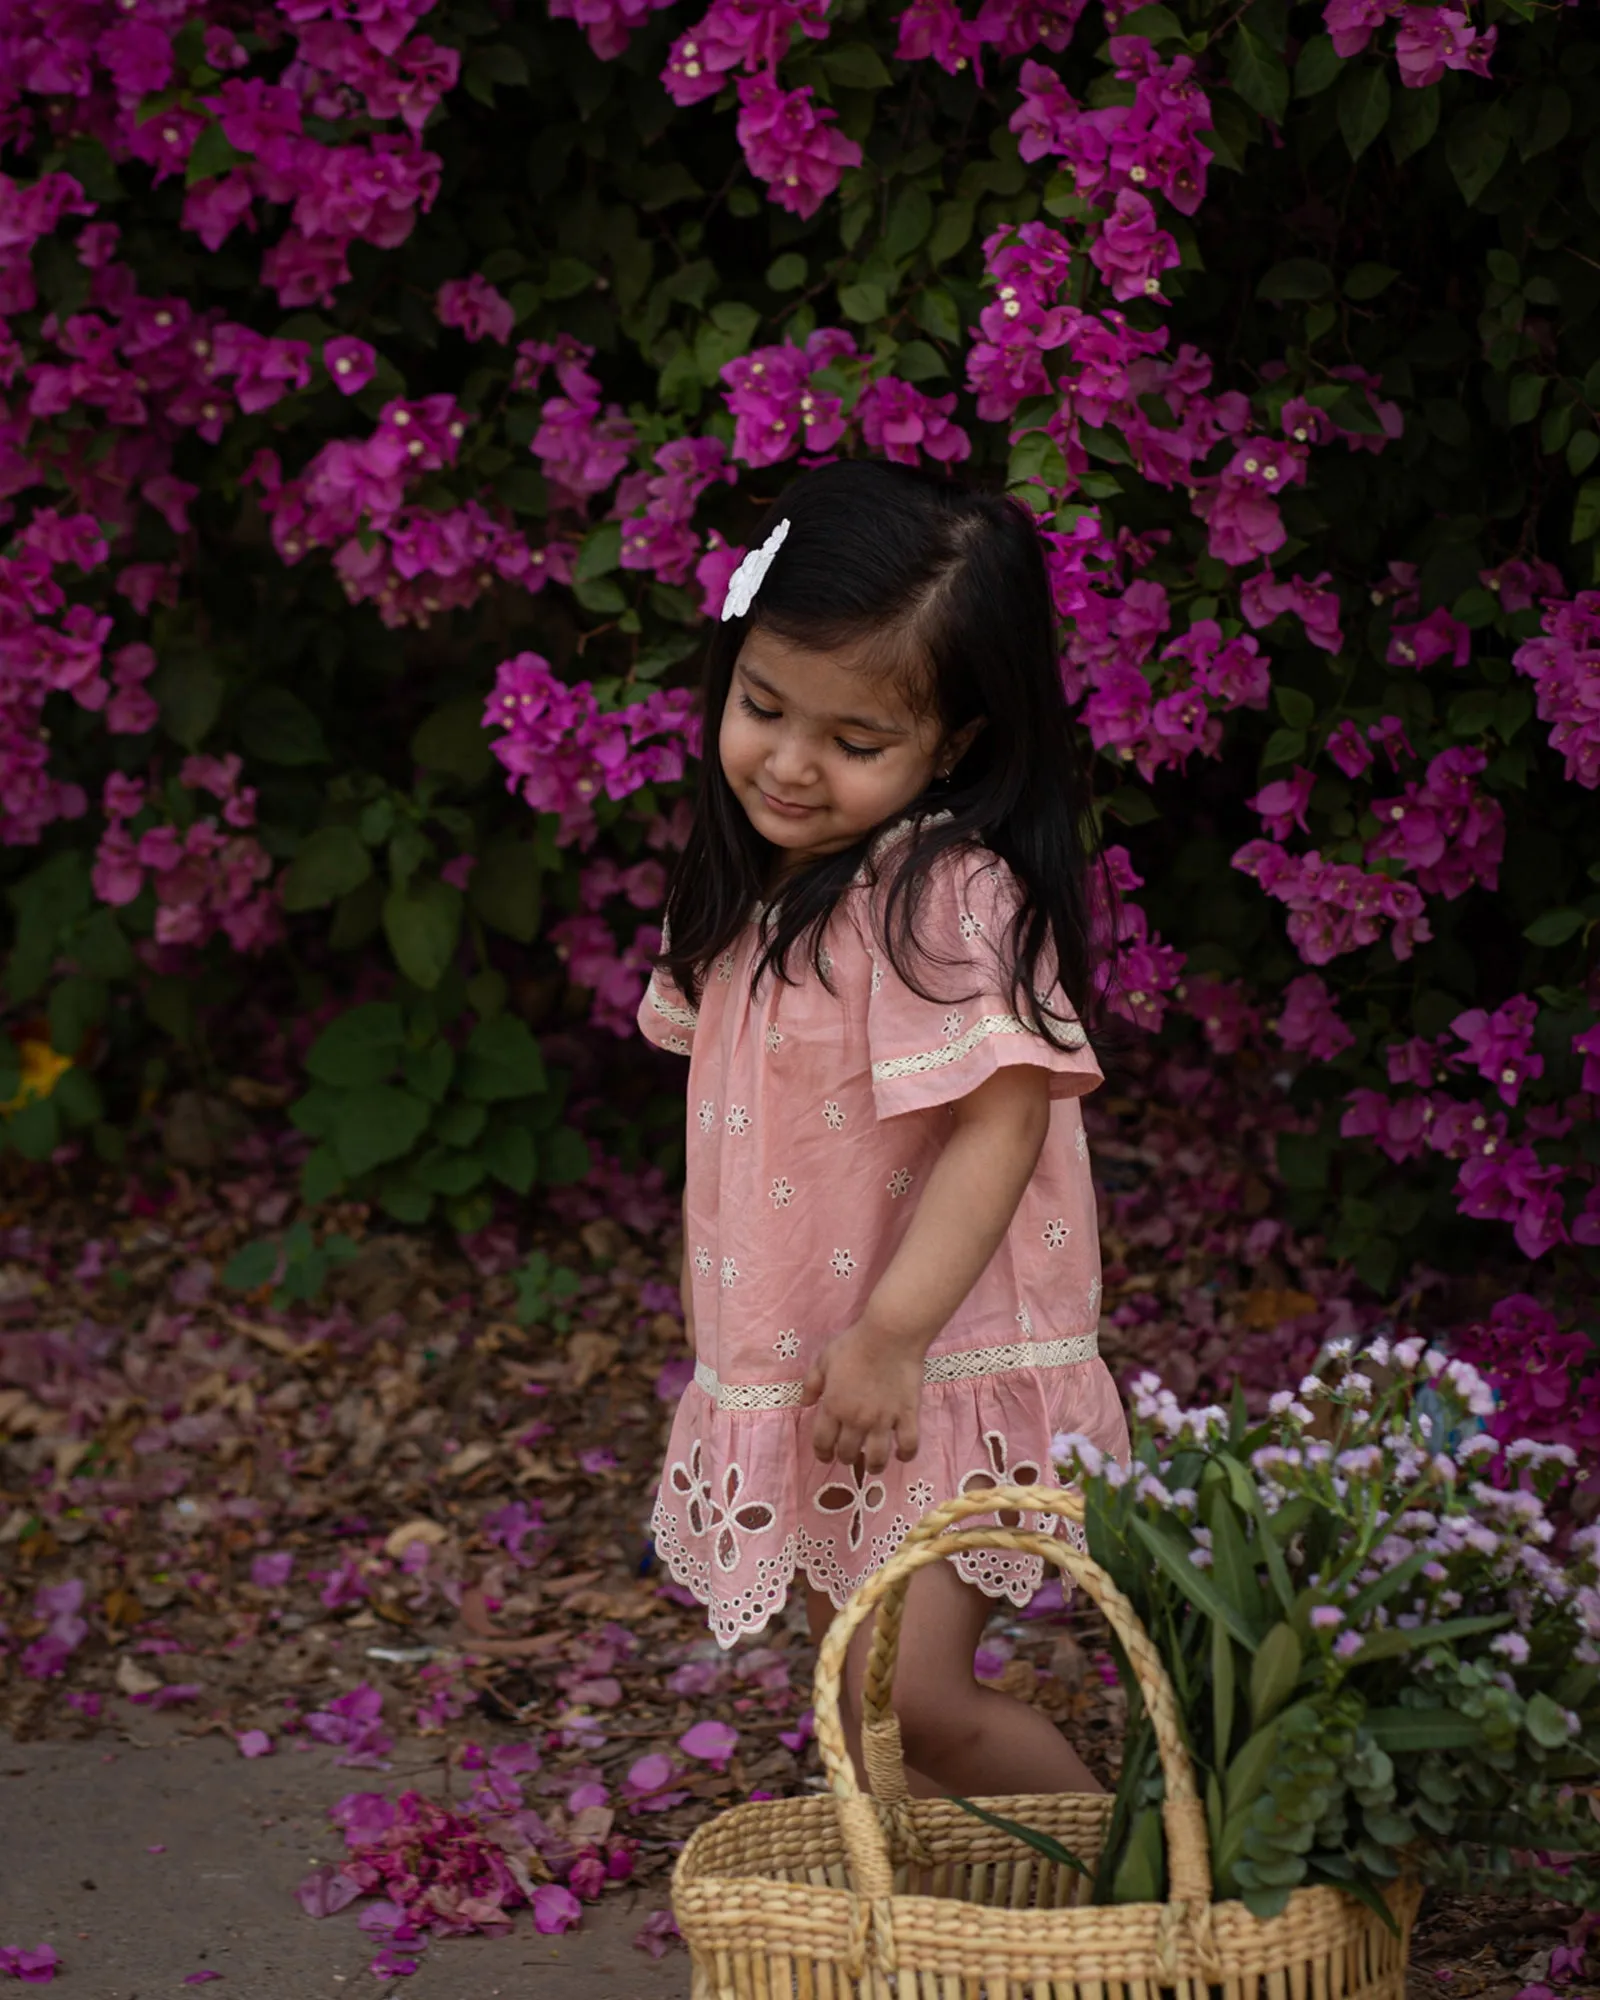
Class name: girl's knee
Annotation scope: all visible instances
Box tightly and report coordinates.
[890,1678,979,1768]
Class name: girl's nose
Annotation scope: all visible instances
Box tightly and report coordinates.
[766,732,818,786]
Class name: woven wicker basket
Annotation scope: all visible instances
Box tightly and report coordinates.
[672,1481,1419,2000]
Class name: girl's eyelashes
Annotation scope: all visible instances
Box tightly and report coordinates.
[736,692,885,762]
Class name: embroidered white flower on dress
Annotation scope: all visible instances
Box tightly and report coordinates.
[720,516,790,622]
[1042,1218,1069,1250]
[765,1022,783,1052]
[814,1459,887,1551]
[715,949,736,982]
[705,1459,778,1572]
[697,1099,716,1133]
[1016,1303,1034,1336]
[958,910,983,941]
[870,960,883,994]
[830,1248,857,1279]
[941,1009,965,1041]
[907,1479,936,1512]
[693,1246,712,1277]
[770,1177,794,1208]
[662,1034,690,1053]
[667,1437,715,1538]
[774,1329,800,1359]
[822,1100,845,1130]
[725,1105,751,1135]
[1088,1275,1102,1316]
[959,1430,1044,1512]
[887,1168,913,1199]
[720,1256,739,1288]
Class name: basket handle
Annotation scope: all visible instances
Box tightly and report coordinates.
[811,1482,1215,1913]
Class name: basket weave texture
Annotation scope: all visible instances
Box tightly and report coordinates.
[672,1482,1420,2000]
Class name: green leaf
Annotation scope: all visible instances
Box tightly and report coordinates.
[1248,1622,1302,1729]
[543,255,596,300]
[7,1095,59,1161]
[543,1124,592,1183]
[1129,1514,1262,1651]
[1446,105,1510,207]
[1523,908,1586,948]
[458,1013,547,1101]
[912,286,960,343]
[1228,25,1288,125]
[184,120,248,186]
[1511,82,1570,161]
[281,827,373,913]
[70,909,134,982]
[1573,478,1600,543]
[1225,1712,1291,1817]
[332,1084,432,1178]
[383,878,462,992]
[821,42,892,88]
[1212,1614,1237,1770]
[1362,1708,1484,1753]
[1337,64,1390,162]
[1274,686,1314,730]
[839,280,886,323]
[765,252,806,291]
[305,1001,406,1088]
[1524,1692,1573,1750]
[47,974,105,1058]
[1260,728,1306,770]
[926,198,974,266]
[412,697,495,786]
[1508,374,1546,427]
[1204,1492,1266,1643]
[474,40,529,84]
[1344,263,1398,302]
[948,1797,1090,1875]
[1257,259,1333,303]
[1116,3,1182,41]
[404,1038,454,1105]
[222,1238,280,1290]
[300,1145,345,1207]
[893,340,947,384]
[468,841,544,942]
[575,521,622,582]
[1388,83,1440,165]
[1347,1613,1510,1666]
[886,186,933,260]
[481,1119,538,1193]
[152,653,223,751]
[1109,1806,1164,1904]
[433,1099,487,1148]
[238,685,328,766]
[1293,33,1340,98]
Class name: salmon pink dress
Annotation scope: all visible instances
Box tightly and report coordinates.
[639,835,1129,1649]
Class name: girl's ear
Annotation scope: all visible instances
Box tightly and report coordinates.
[941,716,986,774]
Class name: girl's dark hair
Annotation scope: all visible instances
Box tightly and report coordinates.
[660,458,1101,1039]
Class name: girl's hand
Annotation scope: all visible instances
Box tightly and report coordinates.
[801,1324,923,1473]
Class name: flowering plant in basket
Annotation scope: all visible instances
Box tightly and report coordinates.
[1034,1337,1600,1924]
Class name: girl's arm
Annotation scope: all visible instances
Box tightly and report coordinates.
[801,1063,1051,1473]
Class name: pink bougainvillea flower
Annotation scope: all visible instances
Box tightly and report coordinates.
[734,76,862,219]
[531,1884,583,1934]
[633,1908,682,1958]
[0,1943,60,1983]
[182,1974,224,1986]
[297,1865,363,1919]
[323,337,377,395]
[678,1718,739,1766]
[236,1731,273,1759]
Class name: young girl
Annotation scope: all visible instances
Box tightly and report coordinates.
[638,459,1129,1802]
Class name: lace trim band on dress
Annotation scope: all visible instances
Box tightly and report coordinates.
[692,1329,1100,1412]
[647,976,699,1029]
[870,1011,1086,1083]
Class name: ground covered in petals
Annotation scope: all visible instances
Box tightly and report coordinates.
[0,1055,1590,1990]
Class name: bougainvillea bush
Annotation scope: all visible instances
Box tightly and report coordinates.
[0,0,1596,1290]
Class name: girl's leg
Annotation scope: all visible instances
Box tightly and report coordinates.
[805,1557,1100,1801]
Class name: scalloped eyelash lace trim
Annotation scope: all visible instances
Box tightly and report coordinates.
[691,1330,1100,1412]
[647,976,699,1029]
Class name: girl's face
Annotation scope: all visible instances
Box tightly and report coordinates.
[720,627,979,868]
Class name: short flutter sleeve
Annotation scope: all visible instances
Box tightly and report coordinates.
[637,958,698,1056]
[863,847,1101,1120]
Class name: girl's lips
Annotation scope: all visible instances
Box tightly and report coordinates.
[759,790,820,818]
